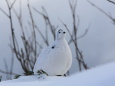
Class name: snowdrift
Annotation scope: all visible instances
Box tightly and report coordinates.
[0,62,115,86]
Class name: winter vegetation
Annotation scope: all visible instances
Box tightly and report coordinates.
[0,0,115,85]
[0,0,89,80]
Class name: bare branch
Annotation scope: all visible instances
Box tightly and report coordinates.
[5,0,10,9]
[33,7,44,16]
[107,0,115,4]
[10,0,16,9]
[0,76,2,82]
[0,69,19,75]
[33,7,56,40]
[77,24,90,39]
[35,25,49,46]
[9,52,15,79]
[68,0,89,71]
[27,1,37,60]
[68,27,89,44]
[42,7,56,40]
[0,8,9,17]
[87,0,115,23]
[4,59,9,79]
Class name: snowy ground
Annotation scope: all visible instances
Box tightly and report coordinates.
[0,62,115,86]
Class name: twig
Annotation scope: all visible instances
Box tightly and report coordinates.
[9,51,15,79]
[68,0,88,71]
[0,76,2,82]
[107,0,115,4]
[0,69,19,75]
[10,0,16,9]
[33,7,56,40]
[27,1,37,62]
[35,25,49,46]
[4,59,9,79]
[87,0,115,23]
[0,8,9,17]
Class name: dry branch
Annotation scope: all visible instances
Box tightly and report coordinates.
[0,69,19,75]
[87,0,115,24]
[33,7,56,41]
[107,0,115,4]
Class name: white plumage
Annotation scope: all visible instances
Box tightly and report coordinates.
[33,29,72,76]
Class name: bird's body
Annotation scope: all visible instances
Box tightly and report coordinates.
[33,29,72,76]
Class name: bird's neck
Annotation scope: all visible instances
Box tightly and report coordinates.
[56,38,67,46]
[57,38,66,42]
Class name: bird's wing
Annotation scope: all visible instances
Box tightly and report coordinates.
[34,41,57,73]
[33,47,50,73]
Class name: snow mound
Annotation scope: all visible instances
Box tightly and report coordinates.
[0,62,115,86]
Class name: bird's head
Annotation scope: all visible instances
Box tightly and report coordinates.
[56,29,66,40]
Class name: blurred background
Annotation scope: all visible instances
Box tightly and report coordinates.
[0,0,115,80]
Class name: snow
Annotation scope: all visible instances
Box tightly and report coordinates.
[0,62,115,86]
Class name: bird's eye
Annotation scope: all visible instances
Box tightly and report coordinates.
[59,32,61,33]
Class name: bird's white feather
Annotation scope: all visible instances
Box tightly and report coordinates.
[33,29,72,76]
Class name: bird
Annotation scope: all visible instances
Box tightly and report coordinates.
[33,29,72,76]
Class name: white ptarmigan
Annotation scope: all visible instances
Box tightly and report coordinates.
[33,29,72,76]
